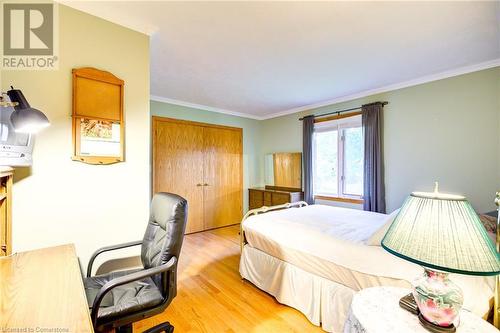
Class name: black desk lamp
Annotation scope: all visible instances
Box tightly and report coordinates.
[6,87,50,133]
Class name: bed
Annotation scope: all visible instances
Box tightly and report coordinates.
[239,203,495,333]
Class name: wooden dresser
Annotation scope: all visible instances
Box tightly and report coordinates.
[0,167,13,257]
[249,187,303,210]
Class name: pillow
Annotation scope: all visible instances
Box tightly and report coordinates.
[478,213,496,244]
[367,209,400,246]
[478,214,496,234]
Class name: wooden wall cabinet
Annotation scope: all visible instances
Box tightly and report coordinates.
[249,187,303,210]
[0,167,13,256]
[72,67,125,165]
[153,117,243,234]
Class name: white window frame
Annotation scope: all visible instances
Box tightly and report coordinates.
[313,114,363,200]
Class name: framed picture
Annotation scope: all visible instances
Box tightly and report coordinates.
[72,67,124,164]
[78,118,121,157]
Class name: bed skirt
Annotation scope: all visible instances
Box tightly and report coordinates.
[240,245,355,333]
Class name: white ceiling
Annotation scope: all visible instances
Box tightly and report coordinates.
[61,1,500,119]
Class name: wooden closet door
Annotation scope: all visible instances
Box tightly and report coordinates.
[153,118,205,234]
[203,126,243,230]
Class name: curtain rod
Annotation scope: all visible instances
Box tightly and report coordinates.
[299,101,388,121]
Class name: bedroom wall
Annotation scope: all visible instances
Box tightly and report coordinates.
[498,74,500,185]
[150,100,263,212]
[260,67,500,213]
[0,4,150,268]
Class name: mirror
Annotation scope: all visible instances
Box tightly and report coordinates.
[264,152,302,190]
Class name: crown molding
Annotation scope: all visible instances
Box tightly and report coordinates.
[151,59,500,121]
[150,95,263,120]
[260,58,500,119]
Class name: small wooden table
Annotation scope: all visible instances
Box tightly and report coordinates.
[0,244,94,332]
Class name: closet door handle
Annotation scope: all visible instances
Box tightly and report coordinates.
[203,183,209,186]
[196,184,202,187]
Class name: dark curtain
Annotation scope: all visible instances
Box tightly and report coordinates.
[362,103,386,213]
[302,115,315,204]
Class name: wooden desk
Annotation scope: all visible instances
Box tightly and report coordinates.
[0,244,94,332]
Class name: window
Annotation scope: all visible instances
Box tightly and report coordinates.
[313,115,364,200]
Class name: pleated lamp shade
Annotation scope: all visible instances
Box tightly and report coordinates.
[382,188,500,276]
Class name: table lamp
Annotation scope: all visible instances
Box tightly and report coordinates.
[382,183,500,332]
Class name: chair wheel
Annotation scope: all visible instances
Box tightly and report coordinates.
[142,322,174,333]
[116,324,133,333]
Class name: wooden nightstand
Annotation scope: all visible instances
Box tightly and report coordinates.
[343,287,497,333]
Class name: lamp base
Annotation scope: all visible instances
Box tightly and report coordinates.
[399,293,457,333]
[399,293,420,315]
[412,269,463,328]
[418,313,456,333]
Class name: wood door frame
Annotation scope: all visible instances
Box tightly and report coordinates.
[152,116,244,230]
[153,116,244,132]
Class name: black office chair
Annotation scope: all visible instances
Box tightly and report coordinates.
[84,193,187,333]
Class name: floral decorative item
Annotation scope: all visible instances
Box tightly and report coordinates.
[382,183,500,331]
[412,269,463,327]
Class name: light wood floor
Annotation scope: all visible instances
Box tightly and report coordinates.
[133,225,324,333]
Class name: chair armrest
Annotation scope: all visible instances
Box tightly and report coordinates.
[86,240,143,277]
[90,256,178,327]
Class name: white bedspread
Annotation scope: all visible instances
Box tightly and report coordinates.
[242,204,495,317]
